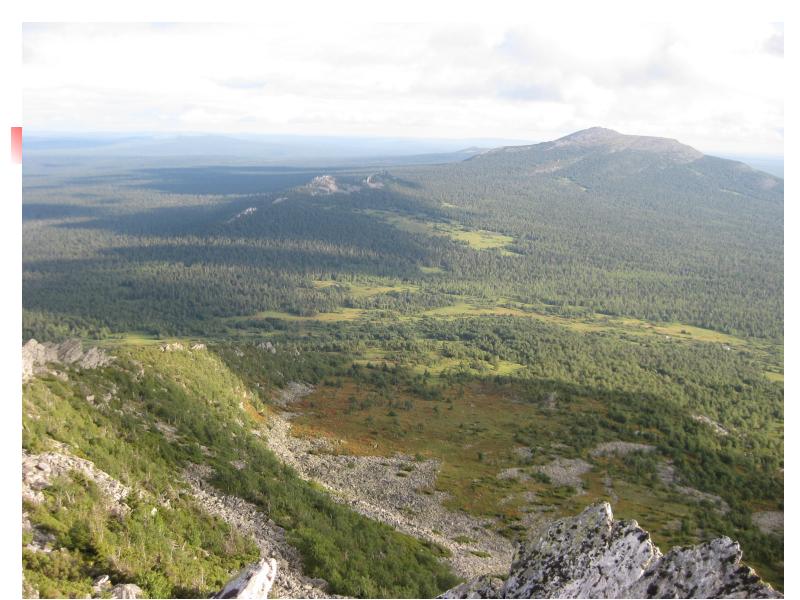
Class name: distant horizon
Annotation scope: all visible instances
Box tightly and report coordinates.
[22,128,784,162]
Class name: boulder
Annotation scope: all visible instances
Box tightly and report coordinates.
[92,575,111,594]
[110,583,143,599]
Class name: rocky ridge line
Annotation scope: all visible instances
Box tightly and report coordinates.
[22,338,112,382]
[440,502,781,599]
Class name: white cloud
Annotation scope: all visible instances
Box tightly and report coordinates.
[22,20,783,154]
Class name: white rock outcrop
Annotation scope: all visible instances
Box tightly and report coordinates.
[589,442,655,457]
[303,175,361,195]
[110,583,144,599]
[442,503,781,599]
[214,559,278,599]
[22,449,130,509]
[22,339,112,381]
[160,342,185,352]
[257,340,277,354]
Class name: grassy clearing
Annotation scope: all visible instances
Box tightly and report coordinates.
[493,302,751,345]
[94,293,781,387]
[290,378,702,544]
[362,209,518,254]
[406,348,525,379]
[293,380,544,517]
[242,308,365,322]
[439,227,515,252]
[93,331,165,348]
[415,299,780,372]
[420,303,528,319]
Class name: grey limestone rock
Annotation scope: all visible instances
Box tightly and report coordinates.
[22,338,112,381]
[443,503,781,599]
[214,559,278,599]
[110,583,144,599]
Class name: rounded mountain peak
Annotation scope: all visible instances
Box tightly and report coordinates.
[552,127,703,162]
[557,127,624,144]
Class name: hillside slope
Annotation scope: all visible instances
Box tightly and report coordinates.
[383,127,783,338]
[22,342,459,598]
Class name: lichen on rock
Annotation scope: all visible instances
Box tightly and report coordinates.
[442,503,781,599]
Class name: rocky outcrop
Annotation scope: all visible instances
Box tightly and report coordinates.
[304,175,341,195]
[362,173,386,189]
[22,446,139,599]
[692,414,730,436]
[442,503,781,599]
[257,340,277,354]
[226,207,258,224]
[589,442,655,457]
[110,583,144,599]
[273,382,315,407]
[22,449,130,508]
[213,502,780,600]
[531,457,592,490]
[22,339,112,382]
[303,175,361,196]
[160,342,185,352]
[214,559,277,599]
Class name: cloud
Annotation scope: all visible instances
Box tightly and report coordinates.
[217,77,269,90]
[764,23,783,56]
[22,21,783,155]
[495,82,562,102]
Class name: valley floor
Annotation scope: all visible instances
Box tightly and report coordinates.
[262,407,515,580]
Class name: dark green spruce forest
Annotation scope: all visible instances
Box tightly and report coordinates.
[22,128,784,597]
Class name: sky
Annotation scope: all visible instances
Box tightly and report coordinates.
[22,20,784,156]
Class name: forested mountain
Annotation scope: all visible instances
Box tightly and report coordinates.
[21,128,784,596]
[22,127,783,341]
[390,128,784,338]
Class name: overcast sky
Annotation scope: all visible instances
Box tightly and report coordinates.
[23,21,784,155]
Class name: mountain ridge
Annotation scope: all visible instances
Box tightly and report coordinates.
[470,127,780,185]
